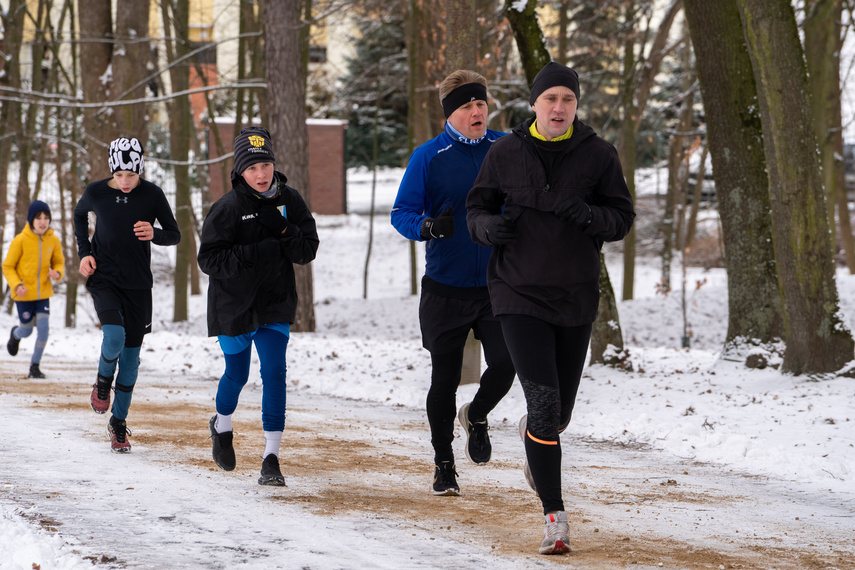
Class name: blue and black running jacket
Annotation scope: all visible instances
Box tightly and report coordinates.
[391,127,505,288]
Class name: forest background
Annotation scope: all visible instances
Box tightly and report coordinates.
[2,0,855,378]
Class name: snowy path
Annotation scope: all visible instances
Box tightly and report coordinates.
[1,360,853,569]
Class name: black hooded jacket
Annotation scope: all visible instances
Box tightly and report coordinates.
[197,172,319,337]
[466,117,635,327]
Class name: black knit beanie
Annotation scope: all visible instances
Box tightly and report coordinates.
[27,200,51,227]
[529,62,580,105]
[109,137,145,174]
[233,126,275,177]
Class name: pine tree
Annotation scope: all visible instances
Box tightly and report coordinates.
[338,9,409,168]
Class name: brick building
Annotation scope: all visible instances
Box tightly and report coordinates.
[208,118,348,215]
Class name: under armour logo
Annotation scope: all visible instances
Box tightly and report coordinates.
[116,196,128,204]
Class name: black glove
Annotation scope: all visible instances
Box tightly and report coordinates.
[257,206,290,236]
[420,206,455,240]
[255,238,280,262]
[555,195,592,227]
[485,214,517,245]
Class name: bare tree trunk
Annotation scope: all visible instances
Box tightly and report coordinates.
[619,0,684,302]
[112,0,151,145]
[590,252,627,364]
[446,0,482,384]
[14,0,49,233]
[162,0,193,322]
[0,0,26,253]
[63,0,83,328]
[446,0,477,71]
[556,0,569,64]
[685,143,708,248]
[617,2,639,303]
[405,0,442,296]
[502,0,550,86]
[804,0,840,245]
[737,0,854,373]
[836,133,855,273]
[78,0,115,181]
[804,0,855,272]
[264,0,316,332]
[661,81,694,294]
[684,0,787,361]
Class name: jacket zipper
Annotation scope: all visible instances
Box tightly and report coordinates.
[37,235,43,299]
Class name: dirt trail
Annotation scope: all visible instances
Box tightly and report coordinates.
[1,361,853,569]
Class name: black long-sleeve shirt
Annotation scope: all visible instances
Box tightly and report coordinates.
[74,177,181,290]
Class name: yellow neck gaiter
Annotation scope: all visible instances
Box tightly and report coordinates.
[530,120,573,142]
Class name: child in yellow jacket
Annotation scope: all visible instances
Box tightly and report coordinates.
[2,200,65,378]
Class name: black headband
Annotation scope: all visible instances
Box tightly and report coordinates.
[441,83,488,118]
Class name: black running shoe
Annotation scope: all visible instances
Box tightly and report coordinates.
[28,363,45,379]
[209,415,236,471]
[458,402,492,464]
[258,454,285,486]
[7,327,19,356]
[432,461,460,496]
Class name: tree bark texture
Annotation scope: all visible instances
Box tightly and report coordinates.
[737,0,854,373]
[406,0,445,150]
[684,0,787,359]
[590,252,625,364]
[405,0,443,295]
[443,0,482,383]
[163,0,193,322]
[804,0,855,272]
[14,0,48,233]
[0,0,26,253]
[77,0,115,181]
[503,0,551,87]
[446,0,478,72]
[264,0,316,332]
[112,0,151,146]
[617,2,638,303]
[804,0,840,240]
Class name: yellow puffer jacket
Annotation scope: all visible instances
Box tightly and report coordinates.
[2,224,65,301]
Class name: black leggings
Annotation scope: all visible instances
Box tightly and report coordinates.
[426,317,516,464]
[500,314,592,514]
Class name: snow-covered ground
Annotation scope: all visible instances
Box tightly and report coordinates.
[1,167,854,569]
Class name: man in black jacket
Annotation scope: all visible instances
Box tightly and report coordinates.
[466,62,635,555]
[198,126,319,486]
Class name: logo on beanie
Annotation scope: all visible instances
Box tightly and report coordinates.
[109,137,145,175]
[248,135,266,148]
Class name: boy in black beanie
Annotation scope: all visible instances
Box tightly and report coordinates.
[199,126,319,486]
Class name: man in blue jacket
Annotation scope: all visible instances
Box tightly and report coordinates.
[391,69,516,496]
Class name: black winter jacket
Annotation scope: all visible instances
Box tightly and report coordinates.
[466,118,635,327]
[198,173,319,337]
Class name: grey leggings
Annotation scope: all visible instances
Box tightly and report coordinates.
[15,312,50,365]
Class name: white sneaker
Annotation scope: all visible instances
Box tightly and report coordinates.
[539,511,571,554]
[519,414,538,495]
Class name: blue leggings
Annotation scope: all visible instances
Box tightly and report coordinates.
[97,324,141,421]
[216,327,289,432]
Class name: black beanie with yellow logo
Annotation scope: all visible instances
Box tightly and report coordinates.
[232,126,276,178]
